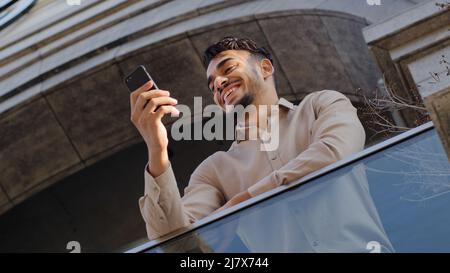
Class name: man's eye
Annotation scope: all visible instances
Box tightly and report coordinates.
[225,66,235,74]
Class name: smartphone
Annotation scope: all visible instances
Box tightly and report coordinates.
[125,65,175,114]
[124,65,158,92]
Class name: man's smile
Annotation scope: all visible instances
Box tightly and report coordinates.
[222,81,241,105]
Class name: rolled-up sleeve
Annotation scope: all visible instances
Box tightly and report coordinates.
[139,158,225,240]
[247,90,366,197]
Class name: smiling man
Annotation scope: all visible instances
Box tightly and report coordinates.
[131,37,366,240]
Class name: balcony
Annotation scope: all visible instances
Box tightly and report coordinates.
[126,122,450,253]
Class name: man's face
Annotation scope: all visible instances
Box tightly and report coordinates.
[206,50,263,110]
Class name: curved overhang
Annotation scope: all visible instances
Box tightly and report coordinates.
[0,0,414,215]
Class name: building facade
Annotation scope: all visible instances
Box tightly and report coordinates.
[0,0,434,252]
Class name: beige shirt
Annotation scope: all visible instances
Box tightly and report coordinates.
[139,90,366,240]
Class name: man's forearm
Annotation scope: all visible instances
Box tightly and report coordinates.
[148,148,169,177]
[212,190,252,214]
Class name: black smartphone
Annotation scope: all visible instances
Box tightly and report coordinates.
[124,65,158,92]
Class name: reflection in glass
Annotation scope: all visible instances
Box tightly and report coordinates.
[145,129,450,253]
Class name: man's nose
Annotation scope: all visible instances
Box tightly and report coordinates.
[214,76,228,93]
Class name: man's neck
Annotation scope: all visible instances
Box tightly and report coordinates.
[241,91,279,130]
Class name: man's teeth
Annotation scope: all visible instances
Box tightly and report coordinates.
[226,87,237,99]
[226,89,233,98]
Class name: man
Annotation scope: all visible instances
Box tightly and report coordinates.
[130,37,366,240]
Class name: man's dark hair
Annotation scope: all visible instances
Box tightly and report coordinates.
[203,36,273,67]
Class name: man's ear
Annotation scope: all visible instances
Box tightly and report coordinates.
[261,59,274,80]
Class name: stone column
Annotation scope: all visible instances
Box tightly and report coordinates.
[364,0,450,160]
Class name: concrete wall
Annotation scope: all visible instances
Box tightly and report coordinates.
[0,129,233,252]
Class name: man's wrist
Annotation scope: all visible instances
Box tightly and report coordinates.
[148,148,169,177]
[230,190,251,205]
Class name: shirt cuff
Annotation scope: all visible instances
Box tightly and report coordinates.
[143,162,177,201]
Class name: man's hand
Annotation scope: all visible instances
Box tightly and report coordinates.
[130,80,180,177]
[213,190,252,214]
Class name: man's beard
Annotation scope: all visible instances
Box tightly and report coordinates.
[235,93,254,108]
[235,76,259,108]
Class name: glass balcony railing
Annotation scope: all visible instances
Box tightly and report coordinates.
[127,122,450,253]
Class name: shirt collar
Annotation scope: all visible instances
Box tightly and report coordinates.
[234,98,294,143]
[277,97,295,111]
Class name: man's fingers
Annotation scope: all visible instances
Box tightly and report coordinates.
[147,97,178,113]
[132,98,179,124]
[154,105,180,119]
[131,90,171,123]
[135,90,170,111]
[130,80,154,109]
